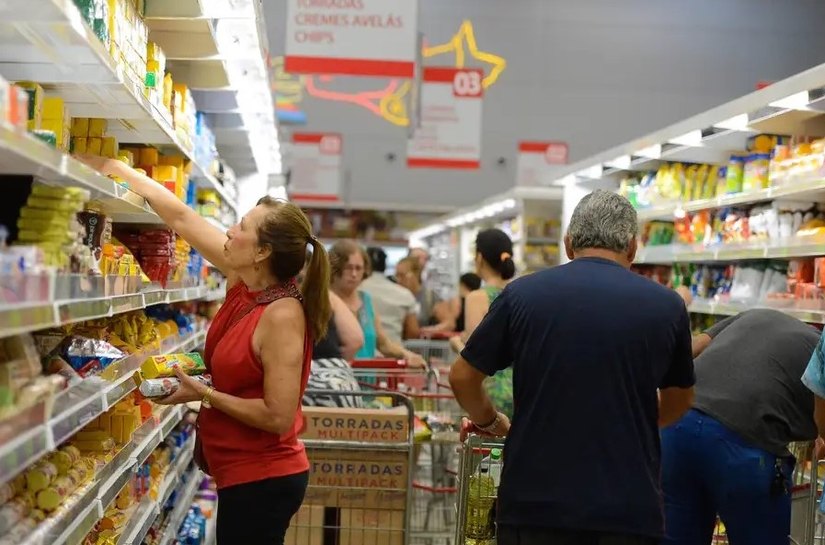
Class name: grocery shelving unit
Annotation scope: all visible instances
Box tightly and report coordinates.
[408,187,564,299]
[0,1,275,544]
[543,61,825,324]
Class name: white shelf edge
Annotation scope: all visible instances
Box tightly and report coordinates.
[0,285,222,339]
[689,299,825,324]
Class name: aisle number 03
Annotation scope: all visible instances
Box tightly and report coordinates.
[452,70,484,98]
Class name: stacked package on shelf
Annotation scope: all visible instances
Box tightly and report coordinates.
[172,83,196,153]
[71,118,120,160]
[105,0,149,94]
[15,184,94,273]
[0,334,66,422]
[144,41,167,106]
[193,112,218,176]
[122,147,189,201]
[0,443,98,545]
[116,228,178,287]
[72,0,111,44]
[11,82,71,151]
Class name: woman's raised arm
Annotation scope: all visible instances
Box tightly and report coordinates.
[77,155,232,276]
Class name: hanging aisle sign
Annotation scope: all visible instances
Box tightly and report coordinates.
[407,67,483,169]
[516,141,569,186]
[284,0,419,78]
[289,132,343,202]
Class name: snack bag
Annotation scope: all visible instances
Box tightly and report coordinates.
[140,352,205,379]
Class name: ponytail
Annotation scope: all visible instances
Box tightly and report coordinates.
[302,238,332,341]
[498,256,516,280]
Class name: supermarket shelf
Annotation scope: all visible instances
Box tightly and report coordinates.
[635,236,825,264]
[156,435,196,509]
[0,329,200,488]
[0,122,161,224]
[16,405,186,545]
[525,237,560,246]
[119,495,160,545]
[635,174,825,222]
[158,468,203,545]
[0,0,239,214]
[689,298,825,324]
[547,61,825,189]
[0,284,222,339]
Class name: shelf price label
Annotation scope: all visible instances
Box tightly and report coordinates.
[407,67,483,170]
[289,132,343,202]
[516,141,569,186]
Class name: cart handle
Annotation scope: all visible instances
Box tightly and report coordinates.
[411,482,458,494]
[351,358,407,369]
[418,331,459,340]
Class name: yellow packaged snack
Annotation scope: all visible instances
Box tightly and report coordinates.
[42,97,65,120]
[30,184,90,201]
[102,136,118,158]
[25,461,58,493]
[71,117,89,138]
[87,137,103,156]
[89,118,108,138]
[72,136,88,154]
[72,437,116,452]
[26,195,85,212]
[140,147,159,166]
[140,352,206,379]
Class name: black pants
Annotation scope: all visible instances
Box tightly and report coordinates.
[216,471,308,545]
[498,526,658,545]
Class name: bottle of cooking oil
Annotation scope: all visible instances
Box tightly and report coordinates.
[465,466,496,539]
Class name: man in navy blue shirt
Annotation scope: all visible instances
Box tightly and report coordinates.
[450,190,695,545]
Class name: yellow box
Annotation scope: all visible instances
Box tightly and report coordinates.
[139,147,159,166]
[87,137,103,156]
[71,117,89,138]
[42,97,65,120]
[101,136,118,159]
[72,137,88,154]
[41,119,67,150]
[158,155,184,169]
[89,118,107,138]
[140,352,205,379]
[118,150,134,166]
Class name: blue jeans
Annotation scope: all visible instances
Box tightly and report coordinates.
[661,409,794,545]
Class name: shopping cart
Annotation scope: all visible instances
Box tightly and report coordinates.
[286,390,416,545]
[454,434,505,545]
[405,332,459,374]
[351,359,465,544]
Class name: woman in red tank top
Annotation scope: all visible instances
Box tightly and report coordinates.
[77,156,332,545]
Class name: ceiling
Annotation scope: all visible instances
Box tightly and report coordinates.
[263,0,825,212]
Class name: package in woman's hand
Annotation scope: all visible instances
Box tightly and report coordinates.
[136,373,212,397]
[140,352,205,379]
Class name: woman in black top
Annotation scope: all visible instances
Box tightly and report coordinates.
[452,273,482,332]
[298,252,365,407]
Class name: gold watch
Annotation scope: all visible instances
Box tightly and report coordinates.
[202,387,215,409]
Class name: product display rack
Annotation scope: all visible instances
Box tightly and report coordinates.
[408,187,564,299]
[12,404,187,545]
[0,283,221,339]
[0,0,241,216]
[542,61,825,325]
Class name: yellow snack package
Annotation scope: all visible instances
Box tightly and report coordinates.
[140,352,205,379]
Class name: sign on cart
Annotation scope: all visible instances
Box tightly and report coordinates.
[289,132,343,202]
[407,67,483,169]
[284,0,419,78]
[516,141,569,186]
